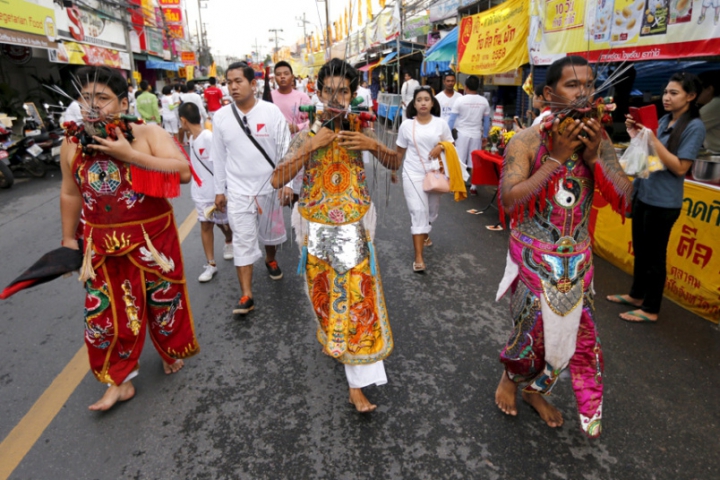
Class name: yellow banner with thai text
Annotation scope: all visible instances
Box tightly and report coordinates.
[591,180,720,324]
[0,0,56,38]
[457,0,530,75]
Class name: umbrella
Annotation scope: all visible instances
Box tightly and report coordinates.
[0,245,83,300]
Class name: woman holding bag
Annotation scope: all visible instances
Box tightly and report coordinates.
[396,86,455,273]
[608,72,706,322]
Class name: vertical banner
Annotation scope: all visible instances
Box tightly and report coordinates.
[458,0,530,75]
[591,181,720,324]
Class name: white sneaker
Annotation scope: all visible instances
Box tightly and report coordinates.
[198,264,218,282]
[223,243,234,260]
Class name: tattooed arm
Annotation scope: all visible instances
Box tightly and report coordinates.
[501,128,559,210]
[271,127,335,189]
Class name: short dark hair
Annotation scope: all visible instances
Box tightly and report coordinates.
[209,77,217,85]
[465,75,480,91]
[180,84,188,93]
[187,81,195,90]
[227,61,255,83]
[274,61,293,75]
[317,58,359,95]
[75,66,128,100]
[699,71,720,98]
[139,80,149,91]
[546,56,589,89]
[178,102,201,125]
[174,84,181,91]
[162,85,172,95]
[405,86,440,119]
[534,84,545,97]
[443,73,456,81]
[666,72,703,155]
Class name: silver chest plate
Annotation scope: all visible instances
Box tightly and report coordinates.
[307,221,368,274]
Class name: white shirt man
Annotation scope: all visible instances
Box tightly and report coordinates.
[211,100,291,300]
[436,90,462,124]
[448,76,491,194]
[356,83,373,108]
[181,91,208,125]
[400,74,420,121]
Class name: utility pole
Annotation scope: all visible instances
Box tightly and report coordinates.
[396,1,403,93]
[268,28,283,60]
[196,0,206,48]
[296,12,311,47]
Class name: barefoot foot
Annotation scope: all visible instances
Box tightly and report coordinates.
[88,382,135,411]
[348,388,377,413]
[522,391,563,428]
[495,371,518,416]
[163,359,184,375]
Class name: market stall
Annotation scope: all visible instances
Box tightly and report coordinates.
[591,178,720,324]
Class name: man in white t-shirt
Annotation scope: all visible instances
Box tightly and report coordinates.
[400,72,420,121]
[448,75,491,195]
[356,80,373,108]
[178,102,234,283]
[212,62,292,315]
[435,73,461,126]
[180,81,208,125]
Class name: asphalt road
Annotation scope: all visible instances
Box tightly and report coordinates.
[0,167,718,480]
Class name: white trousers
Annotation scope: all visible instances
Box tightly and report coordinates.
[345,361,387,389]
[403,173,440,235]
[227,192,287,267]
[455,133,482,170]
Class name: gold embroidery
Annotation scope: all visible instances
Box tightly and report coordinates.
[103,231,131,251]
[121,280,141,336]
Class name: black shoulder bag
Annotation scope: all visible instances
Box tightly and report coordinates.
[231,103,275,168]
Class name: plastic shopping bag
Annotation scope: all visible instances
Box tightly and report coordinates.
[619,127,664,178]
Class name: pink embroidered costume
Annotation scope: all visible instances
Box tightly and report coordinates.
[496,130,629,438]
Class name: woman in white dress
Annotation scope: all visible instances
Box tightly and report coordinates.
[395,86,454,272]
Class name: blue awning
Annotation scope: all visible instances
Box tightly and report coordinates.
[422,27,458,77]
[380,52,397,65]
[146,59,184,71]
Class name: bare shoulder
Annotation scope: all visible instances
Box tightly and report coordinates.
[60,137,78,168]
[131,123,180,156]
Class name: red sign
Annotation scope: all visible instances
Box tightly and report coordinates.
[167,24,184,39]
[180,51,196,65]
[159,0,181,5]
[162,8,182,25]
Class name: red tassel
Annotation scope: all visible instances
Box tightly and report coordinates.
[593,162,629,221]
[130,165,181,198]
[173,137,202,187]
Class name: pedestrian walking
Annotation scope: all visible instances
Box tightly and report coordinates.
[494,56,634,437]
[58,66,199,411]
[212,62,291,315]
[160,85,180,141]
[400,72,420,121]
[179,102,234,283]
[448,75,491,196]
[435,73,461,126]
[136,80,160,125]
[203,77,224,121]
[271,58,401,413]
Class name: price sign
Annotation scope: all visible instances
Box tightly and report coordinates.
[544,0,585,33]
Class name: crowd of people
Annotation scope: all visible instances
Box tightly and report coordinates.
[47,54,709,438]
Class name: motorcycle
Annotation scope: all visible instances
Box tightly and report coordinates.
[0,140,14,188]
[23,104,61,166]
[0,124,46,182]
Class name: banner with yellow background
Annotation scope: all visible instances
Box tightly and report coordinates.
[591,180,720,324]
[458,0,530,75]
[529,0,720,65]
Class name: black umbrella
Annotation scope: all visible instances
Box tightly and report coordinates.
[0,245,83,300]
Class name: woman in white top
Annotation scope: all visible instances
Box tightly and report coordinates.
[396,86,454,272]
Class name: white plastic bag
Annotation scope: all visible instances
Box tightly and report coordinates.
[619,127,664,178]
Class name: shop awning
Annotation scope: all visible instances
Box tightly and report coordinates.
[146,59,184,71]
[380,52,397,65]
[358,59,382,72]
[422,27,457,77]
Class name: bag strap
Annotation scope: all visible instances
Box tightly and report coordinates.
[190,141,213,176]
[231,103,275,169]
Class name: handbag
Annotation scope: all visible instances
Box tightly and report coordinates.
[412,119,450,194]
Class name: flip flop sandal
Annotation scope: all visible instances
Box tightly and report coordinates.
[486,224,504,231]
[424,238,433,247]
[619,310,657,323]
[413,262,426,273]
[606,294,639,306]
